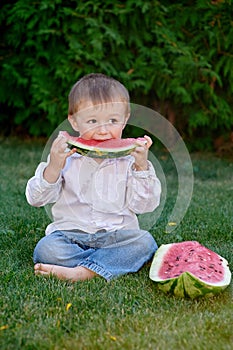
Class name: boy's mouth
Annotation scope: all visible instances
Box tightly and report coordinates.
[92,137,115,141]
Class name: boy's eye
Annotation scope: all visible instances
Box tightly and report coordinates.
[87,119,97,124]
[109,118,119,124]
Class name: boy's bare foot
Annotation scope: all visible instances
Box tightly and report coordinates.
[34,263,97,282]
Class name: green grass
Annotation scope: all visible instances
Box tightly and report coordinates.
[0,138,232,350]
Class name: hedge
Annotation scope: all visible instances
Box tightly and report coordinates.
[1,0,233,149]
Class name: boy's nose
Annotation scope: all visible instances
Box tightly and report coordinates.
[98,123,108,134]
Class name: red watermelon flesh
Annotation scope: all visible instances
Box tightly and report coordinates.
[158,241,224,283]
[149,241,232,298]
[59,131,146,158]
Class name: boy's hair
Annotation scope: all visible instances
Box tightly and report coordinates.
[68,73,130,116]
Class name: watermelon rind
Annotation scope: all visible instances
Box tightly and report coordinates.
[149,242,232,299]
[67,139,141,158]
[60,131,147,158]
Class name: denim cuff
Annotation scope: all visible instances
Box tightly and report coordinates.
[78,261,113,281]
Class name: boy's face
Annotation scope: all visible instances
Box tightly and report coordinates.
[68,101,129,140]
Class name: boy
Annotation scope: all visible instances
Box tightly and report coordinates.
[26,73,161,282]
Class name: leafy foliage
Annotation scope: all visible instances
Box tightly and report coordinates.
[0,0,233,149]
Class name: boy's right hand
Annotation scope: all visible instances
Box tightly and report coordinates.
[43,133,76,183]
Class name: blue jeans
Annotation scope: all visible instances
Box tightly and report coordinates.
[33,229,157,281]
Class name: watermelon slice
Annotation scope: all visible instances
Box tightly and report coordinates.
[60,131,146,158]
[149,241,232,298]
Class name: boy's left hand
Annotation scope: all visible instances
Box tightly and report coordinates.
[131,135,152,171]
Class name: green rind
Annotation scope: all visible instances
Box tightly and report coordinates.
[68,143,135,158]
[149,242,232,298]
[156,272,230,299]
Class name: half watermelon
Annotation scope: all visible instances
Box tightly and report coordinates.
[149,241,231,298]
[60,131,146,158]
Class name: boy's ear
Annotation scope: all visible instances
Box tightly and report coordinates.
[68,115,79,132]
[122,112,130,129]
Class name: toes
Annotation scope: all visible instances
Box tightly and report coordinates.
[35,270,49,276]
[34,263,42,271]
[34,263,52,275]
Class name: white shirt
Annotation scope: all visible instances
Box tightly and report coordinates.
[26,154,161,235]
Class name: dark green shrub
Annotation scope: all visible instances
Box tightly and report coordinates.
[0,0,233,149]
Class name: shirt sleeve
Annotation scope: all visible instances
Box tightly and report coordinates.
[25,162,63,207]
[127,160,161,214]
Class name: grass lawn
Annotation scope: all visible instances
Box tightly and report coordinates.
[0,137,232,350]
